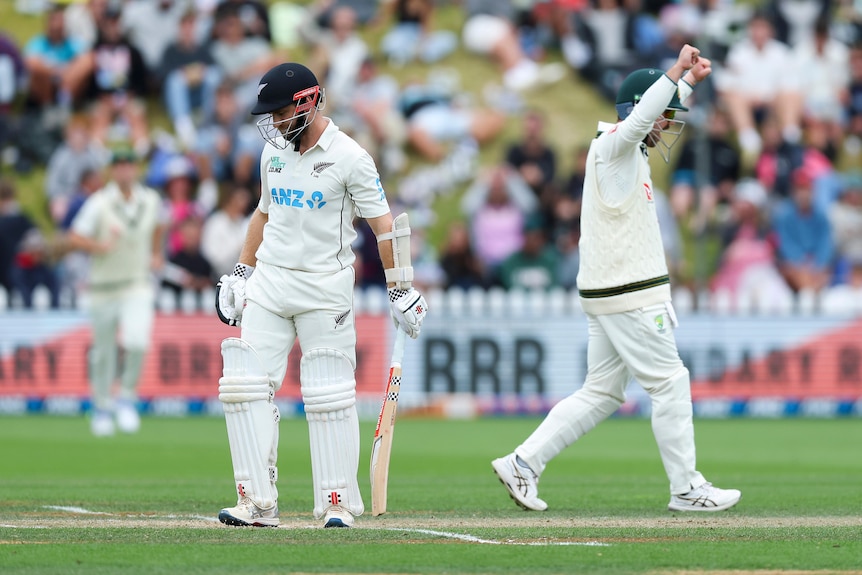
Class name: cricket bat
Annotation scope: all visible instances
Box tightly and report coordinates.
[370,328,407,516]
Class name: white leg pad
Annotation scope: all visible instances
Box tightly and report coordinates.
[219,337,280,510]
[301,348,364,519]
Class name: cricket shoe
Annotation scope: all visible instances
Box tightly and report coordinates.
[668,482,741,512]
[322,505,354,528]
[90,410,115,437]
[491,453,548,511]
[218,498,279,527]
[115,400,140,434]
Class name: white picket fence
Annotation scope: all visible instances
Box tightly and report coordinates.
[2,283,861,317]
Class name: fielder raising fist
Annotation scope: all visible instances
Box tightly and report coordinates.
[215,63,427,529]
[492,45,741,513]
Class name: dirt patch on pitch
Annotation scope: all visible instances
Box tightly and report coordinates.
[2,514,861,530]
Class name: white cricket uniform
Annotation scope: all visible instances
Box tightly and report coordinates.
[242,118,391,390]
[71,181,162,411]
[515,74,708,495]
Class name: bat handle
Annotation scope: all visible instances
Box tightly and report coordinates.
[391,327,406,366]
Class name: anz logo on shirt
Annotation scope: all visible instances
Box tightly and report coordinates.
[270,188,327,210]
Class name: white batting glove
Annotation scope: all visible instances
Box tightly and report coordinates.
[216,263,254,327]
[388,287,428,339]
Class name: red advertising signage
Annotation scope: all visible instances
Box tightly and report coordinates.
[0,313,389,400]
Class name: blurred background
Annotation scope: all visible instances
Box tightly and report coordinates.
[1,0,861,420]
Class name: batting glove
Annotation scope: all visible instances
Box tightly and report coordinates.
[388,287,427,339]
[216,263,254,327]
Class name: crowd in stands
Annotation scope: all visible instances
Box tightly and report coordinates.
[1,0,862,314]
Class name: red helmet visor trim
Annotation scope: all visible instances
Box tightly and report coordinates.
[293,86,320,113]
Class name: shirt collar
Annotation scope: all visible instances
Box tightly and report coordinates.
[312,118,339,152]
[596,121,617,134]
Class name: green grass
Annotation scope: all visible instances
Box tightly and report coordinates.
[1,416,860,573]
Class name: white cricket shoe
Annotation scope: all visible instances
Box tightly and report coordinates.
[90,411,115,437]
[218,498,279,527]
[322,505,354,528]
[491,453,548,511]
[668,482,741,512]
[115,400,140,434]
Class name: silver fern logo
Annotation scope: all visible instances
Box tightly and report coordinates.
[312,162,335,176]
[334,310,350,328]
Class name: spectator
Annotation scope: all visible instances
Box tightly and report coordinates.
[10,227,61,309]
[710,179,792,310]
[213,0,272,40]
[0,32,25,160]
[569,0,644,100]
[69,5,151,154]
[772,168,834,292]
[828,172,862,284]
[399,79,505,162]
[715,10,803,161]
[820,256,862,314]
[305,5,369,116]
[793,15,850,162]
[210,7,279,112]
[121,0,188,82]
[439,220,485,290]
[754,114,833,198]
[57,168,105,305]
[161,216,214,305]
[845,42,862,157]
[668,106,740,229]
[549,192,581,290]
[23,4,85,109]
[342,57,407,177]
[158,9,221,149]
[505,108,557,212]
[45,114,110,223]
[377,0,457,65]
[200,185,252,277]
[0,180,38,303]
[766,0,829,48]
[497,216,560,291]
[462,164,537,285]
[192,81,264,187]
[160,155,207,257]
[461,0,566,92]
[64,0,111,50]
[410,225,445,292]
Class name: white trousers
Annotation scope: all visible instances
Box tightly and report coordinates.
[87,285,154,411]
[241,261,357,392]
[515,303,706,495]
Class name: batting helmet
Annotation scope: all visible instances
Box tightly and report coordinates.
[615,68,688,121]
[253,63,326,150]
[252,62,320,115]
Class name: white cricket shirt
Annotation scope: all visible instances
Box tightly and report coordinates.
[255,118,390,273]
[70,181,162,290]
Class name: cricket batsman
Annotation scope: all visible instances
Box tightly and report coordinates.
[214,62,427,528]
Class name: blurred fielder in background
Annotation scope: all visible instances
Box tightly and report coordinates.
[493,45,742,513]
[215,62,427,528]
[66,149,165,437]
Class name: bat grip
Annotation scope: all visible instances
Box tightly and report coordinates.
[391,327,406,367]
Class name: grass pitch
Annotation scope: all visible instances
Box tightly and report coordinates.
[1,415,860,574]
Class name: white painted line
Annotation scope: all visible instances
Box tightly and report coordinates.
[43,506,113,515]
[388,527,609,547]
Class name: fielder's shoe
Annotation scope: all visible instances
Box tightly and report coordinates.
[218,498,279,527]
[668,482,741,512]
[491,453,548,511]
[115,400,140,434]
[90,410,115,437]
[322,505,354,528]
